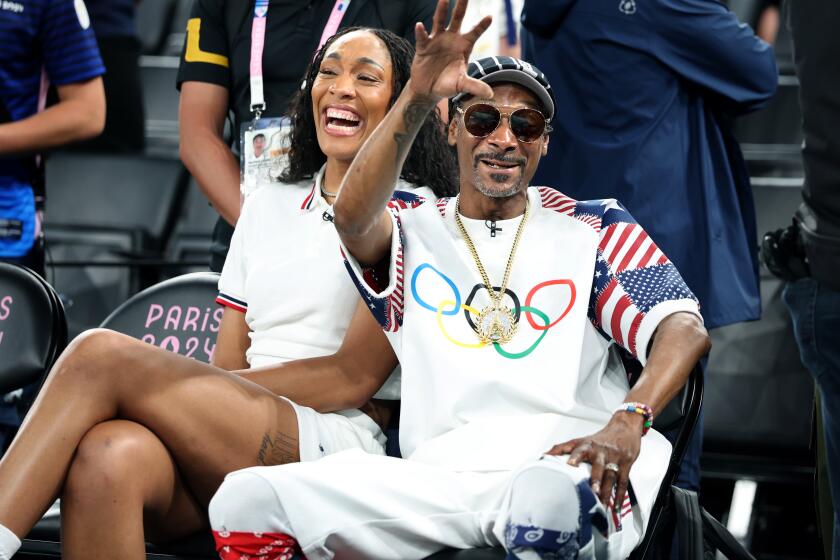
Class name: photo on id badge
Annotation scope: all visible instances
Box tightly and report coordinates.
[240,117,291,198]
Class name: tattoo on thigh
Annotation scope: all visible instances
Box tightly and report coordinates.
[257,430,298,466]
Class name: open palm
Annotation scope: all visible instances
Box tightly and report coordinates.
[411,0,494,101]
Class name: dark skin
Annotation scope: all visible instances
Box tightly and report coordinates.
[334,0,711,513]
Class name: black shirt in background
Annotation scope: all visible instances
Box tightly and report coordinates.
[177,0,436,134]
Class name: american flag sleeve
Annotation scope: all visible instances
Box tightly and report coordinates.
[587,200,701,365]
[339,193,427,334]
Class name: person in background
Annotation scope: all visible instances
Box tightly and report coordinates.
[76,0,145,152]
[763,0,840,557]
[177,0,438,272]
[0,0,105,277]
[461,0,522,59]
[0,0,105,452]
[755,0,781,45]
[520,0,777,500]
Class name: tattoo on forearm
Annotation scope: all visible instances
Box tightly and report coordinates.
[393,100,434,166]
[257,430,298,465]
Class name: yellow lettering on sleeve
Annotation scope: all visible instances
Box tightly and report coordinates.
[185,18,230,67]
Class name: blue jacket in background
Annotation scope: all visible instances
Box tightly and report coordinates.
[522,0,777,329]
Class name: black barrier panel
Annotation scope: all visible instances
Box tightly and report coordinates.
[100,272,221,364]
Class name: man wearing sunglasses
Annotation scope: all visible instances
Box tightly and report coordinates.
[208,1,709,557]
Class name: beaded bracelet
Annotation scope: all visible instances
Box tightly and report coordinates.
[615,402,654,436]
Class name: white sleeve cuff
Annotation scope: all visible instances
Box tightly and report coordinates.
[635,299,703,366]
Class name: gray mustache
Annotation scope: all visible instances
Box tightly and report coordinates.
[473,152,526,166]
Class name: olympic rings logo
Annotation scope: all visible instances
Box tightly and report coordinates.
[410,263,576,359]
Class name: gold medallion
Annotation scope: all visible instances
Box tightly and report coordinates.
[475,304,518,344]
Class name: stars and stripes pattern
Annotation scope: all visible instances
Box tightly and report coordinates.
[610,492,633,531]
[390,190,426,210]
[538,187,697,359]
[537,187,604,232]
[436,198,448,218]
[342,247,404,333]
[341,191,426,333]
[216,292,247,313]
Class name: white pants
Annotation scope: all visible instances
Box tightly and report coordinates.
[209,450,643,559]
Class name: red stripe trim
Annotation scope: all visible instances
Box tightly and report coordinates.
[656,253,669,265]
[610,295,633,348]
[617,230,647,271]
[300,182,317,210]
[216,296,247,313]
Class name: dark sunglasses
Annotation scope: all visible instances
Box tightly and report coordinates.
[456,103,552,143]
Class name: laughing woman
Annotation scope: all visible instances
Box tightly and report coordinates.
[0,28,455,560]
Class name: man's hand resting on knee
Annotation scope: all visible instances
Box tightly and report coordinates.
[545,413,644,512]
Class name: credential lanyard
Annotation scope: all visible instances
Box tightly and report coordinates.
[249,0,352,117]
[316,0,352,54]
[249,0,270,118]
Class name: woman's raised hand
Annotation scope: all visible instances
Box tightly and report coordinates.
[410,0,494,102]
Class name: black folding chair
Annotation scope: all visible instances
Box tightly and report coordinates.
[0,262,67,397]
[19,272,221,560]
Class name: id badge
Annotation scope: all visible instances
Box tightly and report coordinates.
[240,117,292,199]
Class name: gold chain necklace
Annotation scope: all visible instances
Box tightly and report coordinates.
[454,195,530,345]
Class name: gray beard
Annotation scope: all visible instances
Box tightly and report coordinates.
[472,168,524,199]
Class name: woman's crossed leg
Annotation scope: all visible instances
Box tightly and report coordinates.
[0,329,300,556]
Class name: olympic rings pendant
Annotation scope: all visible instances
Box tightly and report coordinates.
[474,304,518,345]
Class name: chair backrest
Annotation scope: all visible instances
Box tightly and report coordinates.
[45,151,189,248]
[100,272,220,363]
[135,0,178,54]
[629,364,704,559]
[140,56,180,145]
[0,263,67,394]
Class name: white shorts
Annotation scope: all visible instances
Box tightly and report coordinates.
[281,397,387,461]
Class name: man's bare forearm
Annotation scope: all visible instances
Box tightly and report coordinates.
[0,79,105,155]
[623,312,710,417]
[334,82,437,244]
[179,82,241,225]
[180,127,241,225]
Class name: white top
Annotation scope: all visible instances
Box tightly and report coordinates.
[464,0,524,59]
[218,167,431,400]
[341,186,702,536]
